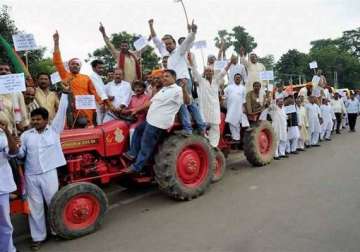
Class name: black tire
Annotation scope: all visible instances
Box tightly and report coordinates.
[211,148,226,183]
[154,134,215,200]
[243,121,276,166]
[49,182,108,239]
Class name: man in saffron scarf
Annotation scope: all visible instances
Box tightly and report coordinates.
[99,23,142,82]
[52,31,102,127]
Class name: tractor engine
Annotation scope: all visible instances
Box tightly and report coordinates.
[60,121,130,184]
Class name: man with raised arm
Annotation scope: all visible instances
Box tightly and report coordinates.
[17,84,70,251]
[239,47,265,94]
[148,19,206,136]
[99,23,142,82]
[52,31,102,127]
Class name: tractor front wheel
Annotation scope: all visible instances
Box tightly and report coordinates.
[49,182,108,239]
[154,135,215,200]
[243,121,276,166]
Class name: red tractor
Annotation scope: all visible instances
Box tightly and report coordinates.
[10,113,275,239]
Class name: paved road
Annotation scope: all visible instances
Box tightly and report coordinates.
[14,129,360,252]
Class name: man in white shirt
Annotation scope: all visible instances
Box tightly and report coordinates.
[320,99,335,141]
[190,54,235,147]
[228,56,247,86]
[305,96,322,146]
[346,94,360,132]
[224,72,247,142]
[330,92,346,134]
[0,117,18,252]
[149,19,206,136]
[103,68,132,123]
[90,59,108,124]
[17,88,69,250]
[239,48,266,94]
[124,69,189,172]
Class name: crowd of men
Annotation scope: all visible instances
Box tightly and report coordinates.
[1,18,360,252]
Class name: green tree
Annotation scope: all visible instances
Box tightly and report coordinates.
[309,44,360,87]
[87,31,160,74]
[338,27,360,58]
[258,54,275,70]
[275,49,310,83]
[214,29,232,51]
[230,26,257,55]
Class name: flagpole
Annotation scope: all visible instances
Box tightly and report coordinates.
[178,0,190,26]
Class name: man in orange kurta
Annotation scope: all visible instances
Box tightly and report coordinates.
[52,31,101,127]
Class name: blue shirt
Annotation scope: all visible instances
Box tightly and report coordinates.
[346,99,360,114]
[18,94,68,175]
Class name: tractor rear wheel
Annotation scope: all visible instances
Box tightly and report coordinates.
[154,134,214,200]
[243,121,276,166]
[49,182,108,239]
[211,148,226,183]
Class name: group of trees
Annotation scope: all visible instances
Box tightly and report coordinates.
[276,30,360,88]
[214,24,360,88]
[1,4,359,88]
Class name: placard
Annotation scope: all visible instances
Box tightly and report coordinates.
[284,104,296,114]
[259,71,274,81]
[50,72,62,84]
[12,33,37,51]
[133,36,149,51]
[213,60,228,70]
[75,95,96,110]
[309,61,318,69]
[193,40,207,49]
[0,73,26,94]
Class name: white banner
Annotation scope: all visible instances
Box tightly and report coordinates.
[193,40,207,49]
[213,60,228,70]
[133,36,149,51]
[12,33,37,51]
[50,72,62,84]
[284,104,296,114]
[259,71,274,81]
[309,61,318,69]
[75,95,96,110]
[0,73,26,94]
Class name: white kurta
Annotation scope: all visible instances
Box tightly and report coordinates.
[268,104,287,142]
[240,57,265,93]
[192,67,225,124]
[320,104,335,131]
[305,103,321,133]
[224,84,246,126]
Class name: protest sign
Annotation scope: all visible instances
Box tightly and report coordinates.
[75,95,96,110]
[12,33,37,51]
[213,60,228,70]
[309,61,318,69]
[50,72,62,84]
[284,104,297,114]
[259,71,274,81]
[133,36,149,51]
[193,40,207,49]
[0,73,26,94]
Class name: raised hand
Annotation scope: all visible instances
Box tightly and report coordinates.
[53,30,59,43]
[148,19,154,26]
[190,20,197,33]
[230,55,238,65]
[99,22,106,35]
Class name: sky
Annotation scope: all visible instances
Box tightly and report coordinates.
[2,0,360,74]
